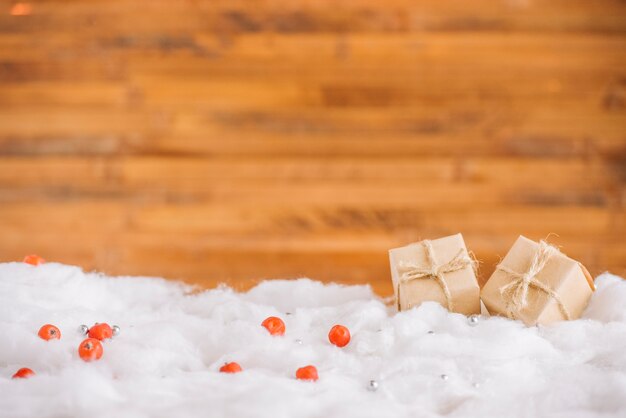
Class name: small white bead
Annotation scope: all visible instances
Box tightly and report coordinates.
[112,325,120,336]
[440,374,449,381]
[78,325,89,335]
[294,339,303,345]
[367,380,379,391]
[468,315,480,326]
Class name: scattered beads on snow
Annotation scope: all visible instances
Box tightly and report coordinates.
[15,307,364,385]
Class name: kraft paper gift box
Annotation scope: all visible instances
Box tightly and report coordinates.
[389,233,480,314]
[481,236,595,326]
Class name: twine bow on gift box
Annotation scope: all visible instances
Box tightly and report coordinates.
[397,240,474,311]
[496,240,571,320]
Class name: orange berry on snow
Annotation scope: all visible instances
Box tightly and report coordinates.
[261,316,285,336]
[88,323,113,341]
[296,365,318,381]
[38,324,61,341]
[219,362,243,373]
[12,368,35,379]
[23,255,45,266]
[328,324,351,348]
[78,338,103,362]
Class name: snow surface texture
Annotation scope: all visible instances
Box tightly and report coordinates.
[1,263,626,418]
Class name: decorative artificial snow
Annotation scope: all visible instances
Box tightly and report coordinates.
[1,262,625,418]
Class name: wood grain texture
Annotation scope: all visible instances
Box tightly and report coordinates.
[0,0,624,295]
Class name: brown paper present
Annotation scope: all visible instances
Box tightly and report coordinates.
[481,236,595,326]
[389,234,480,314]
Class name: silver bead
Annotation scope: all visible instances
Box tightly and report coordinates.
[468,315,480,326]
[112,325,120,336]
[294,339,303,345]
[367,379,379,391]
[427,330,434,334]
[78,324,89,335]
[440,374,449,381]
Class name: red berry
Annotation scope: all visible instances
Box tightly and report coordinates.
[328,324,351,347]
[23,255,45,266]
[12,368,35,379]
[38,324,61,341]
[296,365,318,381]
[219,362,243,373]
[261,316,285,336]
[78,338,103,362]
[88,323,113,341]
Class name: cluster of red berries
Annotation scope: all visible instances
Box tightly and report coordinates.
[15,255,352,383]
[13,317,351,382]
[13,255,115,378]
[218,316,352,382]
[12,323,117,379]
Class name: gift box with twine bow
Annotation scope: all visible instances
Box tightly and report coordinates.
[481,236,595,326]
[389,234,480,314]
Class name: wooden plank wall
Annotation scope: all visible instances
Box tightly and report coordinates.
[0,0,624,295]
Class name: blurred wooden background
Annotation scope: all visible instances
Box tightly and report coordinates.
[0,0,624,295]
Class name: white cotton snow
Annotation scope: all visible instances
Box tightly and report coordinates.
[0,262,625,418]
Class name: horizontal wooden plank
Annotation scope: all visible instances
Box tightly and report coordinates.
[0,104,623,157]
[0,82,128,106]
[149,134,626,159]
[0,182,614,210]
[127,207,615,239]
[4,32,624,90]
[0,156,618,195]
[0,199,618,242]
[1,0,624,34]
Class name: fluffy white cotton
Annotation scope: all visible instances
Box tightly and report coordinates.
[0,263,625,418]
